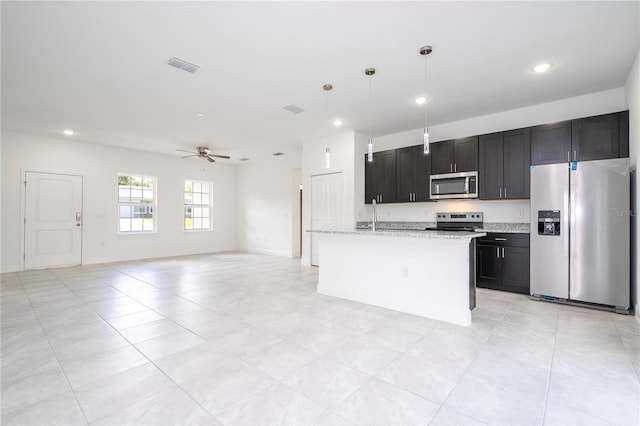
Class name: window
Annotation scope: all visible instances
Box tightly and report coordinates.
[118,174,156,233]
[184,180,212,231]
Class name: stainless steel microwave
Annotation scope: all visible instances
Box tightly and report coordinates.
[430,171,478,200]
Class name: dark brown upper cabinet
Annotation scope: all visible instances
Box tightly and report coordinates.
[479,129,530,200]
[431,136,478,174]
[571,112,619,161]
[396,145,431,202]
[531,111,629,165]
[531,121,572,165]
[364,150,397,204]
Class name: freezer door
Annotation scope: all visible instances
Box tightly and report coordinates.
[530,163,569,298]
[570,158,630,308]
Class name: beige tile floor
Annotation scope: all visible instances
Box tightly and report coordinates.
[1,252,639,425]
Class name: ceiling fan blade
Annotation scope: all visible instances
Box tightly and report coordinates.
[206,156,215,163]
[181,154,198,158]
[210,154,231,159]
[176,149,196,154]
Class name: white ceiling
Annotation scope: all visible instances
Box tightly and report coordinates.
[2,1,639,163]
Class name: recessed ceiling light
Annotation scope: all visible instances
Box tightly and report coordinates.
[195,112,205,117]
[533,63,552,73]
[333,119,343,127]
[415,96,427,105]
[63,129,74,136]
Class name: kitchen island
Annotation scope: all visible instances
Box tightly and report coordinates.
[309,229,485,326]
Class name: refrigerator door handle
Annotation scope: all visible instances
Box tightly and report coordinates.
[570,183,577,260]
[563,187,570,258]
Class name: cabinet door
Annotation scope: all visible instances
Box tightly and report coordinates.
[503,128,531,199]
[396,146,418,202]
[453,136,479,172]
[572,113,619,161]
[375,150,397,203]
[479,132,504,200]
[619,110,629,158]
[430,141,454,174]
[531,121,571,165]
[476,244,501,290]
[501,246,530,294]
[416,146,432,201]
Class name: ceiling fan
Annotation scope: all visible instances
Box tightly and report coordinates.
[176,146,230,163]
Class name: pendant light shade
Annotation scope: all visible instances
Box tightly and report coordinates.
[365,67,376,162]
[420,45,433,154]
[423,129,430,154]
[323,83,333,169]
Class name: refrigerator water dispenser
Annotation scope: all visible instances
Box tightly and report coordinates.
[537,210,561,235]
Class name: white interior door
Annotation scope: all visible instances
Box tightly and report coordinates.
[311,172,343,266]
[25,172,83,269]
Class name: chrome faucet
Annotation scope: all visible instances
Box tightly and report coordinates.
[371,198,377,232]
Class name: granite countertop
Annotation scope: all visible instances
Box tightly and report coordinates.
[476,223,530,233]
[308,229,486,240]
[355,221,530,234]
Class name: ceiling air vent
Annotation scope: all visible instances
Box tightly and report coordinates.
[239,158,250,162]
[283,105,304,114]
[167,57,200,73]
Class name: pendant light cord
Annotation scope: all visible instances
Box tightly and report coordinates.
[424,52,428,131]
[368,75,373,140]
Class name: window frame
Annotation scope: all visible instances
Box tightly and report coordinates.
[117,173,158,234]
[183,179,213,232]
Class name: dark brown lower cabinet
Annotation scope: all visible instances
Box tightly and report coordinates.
[476,233,530,294]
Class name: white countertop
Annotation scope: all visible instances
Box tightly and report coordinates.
[308,229,486,240]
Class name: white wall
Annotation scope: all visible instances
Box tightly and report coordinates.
[234,150,302,257]
[625,48,640,321]
[356,88,628,225]
[301,131,361,265]
[1,131,236,272]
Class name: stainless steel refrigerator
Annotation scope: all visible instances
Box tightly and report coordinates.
[530,158,630,312]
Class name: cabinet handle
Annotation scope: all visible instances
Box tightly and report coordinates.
[454,163,457,173]
[381,195,383,203]
[496,247,500,258]
[450,164,453,173]
[499,188,502,198]
[502,247,505,258]
[504,187,507,198]
[567,151,571,162]
[494,237,507,241]
[573,150,577,161]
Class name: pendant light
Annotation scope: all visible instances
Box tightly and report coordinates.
[419,45,433,154]
[323,83,333,169]
[365,67,376,162]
